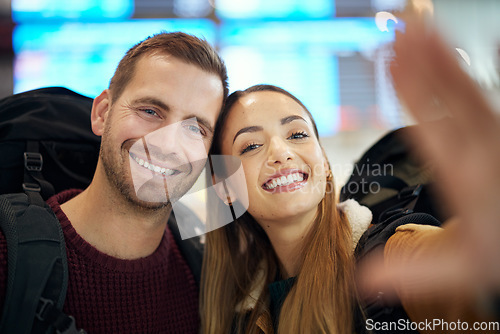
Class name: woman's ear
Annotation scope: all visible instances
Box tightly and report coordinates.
[321,147,331,178]
[91,89,111,136]
[212,179,239,206]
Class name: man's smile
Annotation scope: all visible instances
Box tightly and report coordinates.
[129,152,181,177]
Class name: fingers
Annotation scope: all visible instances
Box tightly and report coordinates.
[391,15,500,145]
[391,14,500,210]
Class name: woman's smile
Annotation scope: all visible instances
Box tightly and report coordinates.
[261,168,308,193]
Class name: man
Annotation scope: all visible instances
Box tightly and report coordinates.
[0,32,228,333]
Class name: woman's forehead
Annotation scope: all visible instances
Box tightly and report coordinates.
[231,91,307,119]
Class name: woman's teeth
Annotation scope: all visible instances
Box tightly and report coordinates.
[133,156,176,176]
[265,173,304,190]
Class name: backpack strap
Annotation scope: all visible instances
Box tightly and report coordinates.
[167,202,203,286]
[23,141,55,204]
[355,211,442,333]
[0,193,84,334]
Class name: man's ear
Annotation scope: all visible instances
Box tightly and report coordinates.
[91,89,111,136]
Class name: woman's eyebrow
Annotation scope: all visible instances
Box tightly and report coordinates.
[281,115,307,125]
[232,115,307,143]
[233,126,263,143]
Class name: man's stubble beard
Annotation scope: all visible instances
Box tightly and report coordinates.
[100,123,170,212]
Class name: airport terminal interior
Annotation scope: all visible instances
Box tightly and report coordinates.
[0,0,498,220]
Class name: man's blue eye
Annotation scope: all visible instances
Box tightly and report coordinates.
[187,125,201,134]
[184,124,206,137]
[142,109,158,116]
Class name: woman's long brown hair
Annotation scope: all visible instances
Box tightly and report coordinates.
[201,85,356,333]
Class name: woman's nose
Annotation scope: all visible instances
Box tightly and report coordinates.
[267,136,294,164]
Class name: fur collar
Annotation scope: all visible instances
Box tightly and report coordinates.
[235,199,372,312]
[337,198,372,251]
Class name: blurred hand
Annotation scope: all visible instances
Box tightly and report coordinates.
[360,12,500,312]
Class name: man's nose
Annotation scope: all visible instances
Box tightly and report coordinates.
[144,121,183,156]
[267,136,294,164]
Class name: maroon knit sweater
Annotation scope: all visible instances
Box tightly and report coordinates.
[0,189,200,333]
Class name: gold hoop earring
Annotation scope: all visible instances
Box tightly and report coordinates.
[326,170,333,181]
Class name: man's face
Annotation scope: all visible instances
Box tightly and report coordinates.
[98,54,223,209]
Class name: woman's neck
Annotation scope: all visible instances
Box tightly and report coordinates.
[258,208,318,278]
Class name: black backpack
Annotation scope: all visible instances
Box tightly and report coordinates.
[0,87,203,334]
[0,87,100,202]
[340,121,448,334]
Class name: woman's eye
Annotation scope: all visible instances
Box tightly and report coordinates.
[288,131,309,140]
[240,143,261,155]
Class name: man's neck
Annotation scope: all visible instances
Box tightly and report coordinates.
[60,177,171,260]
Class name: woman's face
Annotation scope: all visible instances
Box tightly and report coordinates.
[220,91,329,224]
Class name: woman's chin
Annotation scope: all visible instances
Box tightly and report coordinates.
[249,200,321,224]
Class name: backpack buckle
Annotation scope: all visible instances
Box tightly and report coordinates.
[56,315,87,334]
[24,152,43,172]
[36,297,54,321]
[380,207,412,223]
[37,298,87,334]
[22,182,41,193]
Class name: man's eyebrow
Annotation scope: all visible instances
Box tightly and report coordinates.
[131,97,170,111]
[281,115,307,125]
[233,126,264,144]
[129,99,214,135]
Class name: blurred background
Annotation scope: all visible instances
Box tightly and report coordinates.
[0,0,499,185]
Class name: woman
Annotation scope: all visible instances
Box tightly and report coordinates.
[201,16,500,334]
[200,85,499,333]
[201,84,372,333]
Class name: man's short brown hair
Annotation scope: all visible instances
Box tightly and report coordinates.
[109,31,228,104]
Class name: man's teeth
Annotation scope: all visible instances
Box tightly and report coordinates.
[133,156,175,176]
[265,173,304,190]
